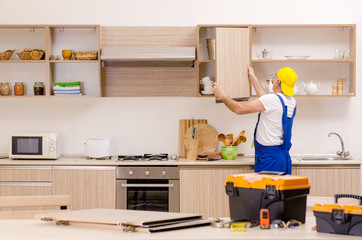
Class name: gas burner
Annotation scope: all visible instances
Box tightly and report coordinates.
[118,155,143,161]
[143,153,168,161]
[116,154,178,162]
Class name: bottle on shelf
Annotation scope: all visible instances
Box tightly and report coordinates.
[34,82,45,95]
[14,82,25,96]
[0,82,10,96]
[206,39,215,60]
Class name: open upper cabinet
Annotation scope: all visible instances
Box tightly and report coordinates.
[197,25,251,101]
[196,24,356,98]
[251,24,356,97]
[0,25,100,97]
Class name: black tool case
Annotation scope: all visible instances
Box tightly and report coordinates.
[225,172,310,223]
[313,194,362,236]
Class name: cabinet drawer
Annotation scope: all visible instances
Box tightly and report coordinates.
[0,182,52,196]
[0,166,52,181]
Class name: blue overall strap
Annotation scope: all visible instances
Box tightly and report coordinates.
[276,94,297,151]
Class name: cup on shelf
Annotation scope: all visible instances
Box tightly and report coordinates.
[337,85,343,95]
[344,50,353,59]
[62,49,73,60]
[200,76,213,85]
[334,49,344,59]
[203,85,213,93]
[332,85,338,95]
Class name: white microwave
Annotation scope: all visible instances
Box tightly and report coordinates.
[9,133,59,159]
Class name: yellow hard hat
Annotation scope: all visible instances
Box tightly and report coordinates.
[277,67,298,96]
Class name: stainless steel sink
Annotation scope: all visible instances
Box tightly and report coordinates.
[297,156,353,161]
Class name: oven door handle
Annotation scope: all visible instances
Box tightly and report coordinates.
[121,183,174,188]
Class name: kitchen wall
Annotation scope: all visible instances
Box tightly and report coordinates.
[0,0,361,158]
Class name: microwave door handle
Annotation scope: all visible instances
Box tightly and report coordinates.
[120,183,174,188]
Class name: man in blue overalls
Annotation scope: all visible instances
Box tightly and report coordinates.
[213,66,297,174]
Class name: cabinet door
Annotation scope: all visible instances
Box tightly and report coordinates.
[297,167,360,196]
[216,28,250,100]
[180,166,253,218]
[52,166,116,210]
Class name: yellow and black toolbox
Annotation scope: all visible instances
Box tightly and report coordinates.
[313,194,362,236]
[225,172,310,223]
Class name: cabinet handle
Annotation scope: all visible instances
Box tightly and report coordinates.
[0,181,52,187]
[0,166,52,170]
[53,166,115,170]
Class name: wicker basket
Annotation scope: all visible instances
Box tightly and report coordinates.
[0,50,15,60]
[17,48,45,60]
[73,51,98,60]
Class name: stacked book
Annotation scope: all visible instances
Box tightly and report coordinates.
[54,82,82,95]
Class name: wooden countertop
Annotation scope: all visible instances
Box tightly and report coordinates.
[0,156,360,167]
[0,217,358,240]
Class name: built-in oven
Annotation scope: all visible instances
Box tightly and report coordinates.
[116,166,179,212]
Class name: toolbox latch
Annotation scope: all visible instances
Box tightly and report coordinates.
[264,185,279,200]
[225,182,237,196]
[331,208,348,225]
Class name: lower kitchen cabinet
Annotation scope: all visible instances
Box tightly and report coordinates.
[52,166,116,210]
[0,166,53,196]
[180,166,253,218]
[296,166,361,196]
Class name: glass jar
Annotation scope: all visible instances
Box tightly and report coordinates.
[34,82,45,95]
[0,82,10,96]
[14,82,25,96]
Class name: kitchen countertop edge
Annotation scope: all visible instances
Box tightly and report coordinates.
[0,156,360,166]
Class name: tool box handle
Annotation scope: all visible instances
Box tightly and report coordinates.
[334,194,362,205]
[258,171,285,176]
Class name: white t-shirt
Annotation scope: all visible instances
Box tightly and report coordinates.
[256,93,296,146]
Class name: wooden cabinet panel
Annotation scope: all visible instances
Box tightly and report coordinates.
[0,166,52,181]
[0,184,52,197]
[52,166,116,210]
[0,166,53,211]
[180,166,253,218]
[216,27,250,99]
[296,167,360,196]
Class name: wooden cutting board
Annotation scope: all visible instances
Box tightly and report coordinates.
[183,123,218,155]
[179,119,207,157]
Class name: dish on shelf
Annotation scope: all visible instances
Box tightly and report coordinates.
[74,51,98,60]
[201,91,214,95]
[284,56,310,60]
[17,48,45,60]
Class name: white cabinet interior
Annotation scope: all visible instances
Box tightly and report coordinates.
[47,26,101,97]
[251,25,356,97]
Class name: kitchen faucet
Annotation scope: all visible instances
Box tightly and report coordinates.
[328,132,350,158]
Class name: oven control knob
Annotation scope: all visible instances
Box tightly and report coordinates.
[145,170,150,176]
[161,171,167,176]
[128,170,134,176]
